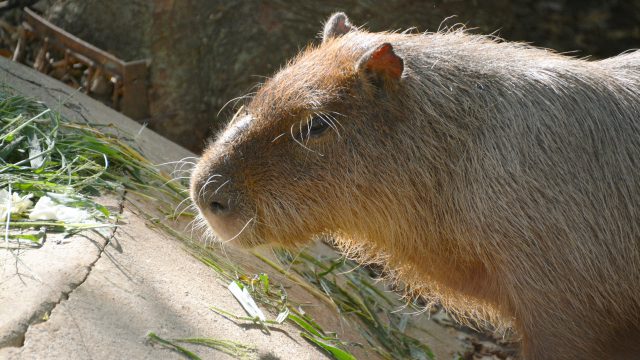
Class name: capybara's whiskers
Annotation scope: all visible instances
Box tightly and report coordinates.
[156,156,199,167]
[173,197,196,218]
[223,217,255,244]
[163,176,191,187]
[181,201,199,218]
[197,174,221,199]
[325,111,345,130]
[272,133,286,142]
[213,179,229,195]
[290,123,322,155]
[218,92,257,117]
[316,111,341,137]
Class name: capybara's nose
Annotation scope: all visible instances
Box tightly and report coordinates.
[194,179,251,242]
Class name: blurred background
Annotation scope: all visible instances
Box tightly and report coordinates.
[1,0,639,153]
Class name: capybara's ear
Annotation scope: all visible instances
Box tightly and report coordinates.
[356,43,404,86]
[322,12,353,42]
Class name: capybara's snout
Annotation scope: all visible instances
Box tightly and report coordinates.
[190,151,255,246]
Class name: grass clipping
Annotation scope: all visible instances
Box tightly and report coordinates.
[1,91,436,360]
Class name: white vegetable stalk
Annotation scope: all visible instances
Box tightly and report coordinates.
[228,281,266,321]
[0,189,33,220]
[29,194,94,224]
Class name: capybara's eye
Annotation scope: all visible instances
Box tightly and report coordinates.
[307,115,330,137]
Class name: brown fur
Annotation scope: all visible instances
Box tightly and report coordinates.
[190,13,640,359]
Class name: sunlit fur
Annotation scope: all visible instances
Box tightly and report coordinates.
[191,17,640,360]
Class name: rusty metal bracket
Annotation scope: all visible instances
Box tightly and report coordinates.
[23,7,149,120]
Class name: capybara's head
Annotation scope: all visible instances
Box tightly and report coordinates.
[191,13,427,250]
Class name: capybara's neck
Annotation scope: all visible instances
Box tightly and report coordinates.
[328,157,514,325]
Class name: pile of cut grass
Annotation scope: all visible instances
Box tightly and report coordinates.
[1,89,436,359]
[0,90,185,246]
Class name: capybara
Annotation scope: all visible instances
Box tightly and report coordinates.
[190,13,640,359]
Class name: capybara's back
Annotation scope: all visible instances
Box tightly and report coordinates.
[191,13,640,359]
[417,32,640,359]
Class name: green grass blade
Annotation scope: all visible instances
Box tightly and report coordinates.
[300,332,357,360]
[146,332,201,360]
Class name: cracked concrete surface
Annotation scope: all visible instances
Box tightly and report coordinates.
[0,195,121,348]
[1,201,332,360]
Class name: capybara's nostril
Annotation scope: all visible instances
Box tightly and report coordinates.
[209,200,227,215]
[205,189,235,216]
